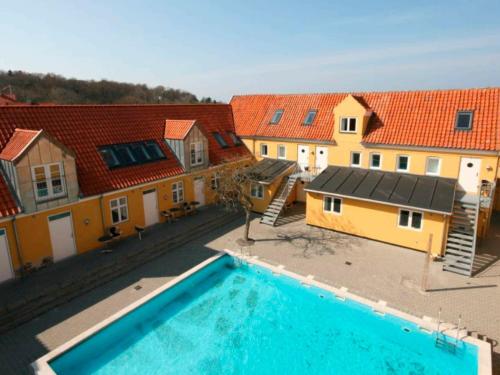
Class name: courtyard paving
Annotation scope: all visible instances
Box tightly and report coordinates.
[0,206,499,374]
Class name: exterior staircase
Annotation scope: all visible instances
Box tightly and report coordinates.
[443,197,479,276]
[260,175,298,226]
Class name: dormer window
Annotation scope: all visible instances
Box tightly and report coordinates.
[455,111,473,130]
[340,117,357,133]
[303,110,317,125]
[213,132,228,148]
[190,142,204,166]
[270,109,284,124]
[32,163,66,201]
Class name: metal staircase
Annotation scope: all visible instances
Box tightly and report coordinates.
[260,175,298,226]
[443,197,479,276]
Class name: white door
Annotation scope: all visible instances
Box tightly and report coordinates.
[458,157,481,193]
[48,212,77,262]
[0,229,13,283]
[194,177,206,206]
[298,145,310,171]
[143,189,160,226]
[315,146,328,172]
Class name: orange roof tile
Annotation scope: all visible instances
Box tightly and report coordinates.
[0,174,20,217]
[164,119,196,140]
[231,88,500,151]
[0,128,42,161]
[0,104,250,217]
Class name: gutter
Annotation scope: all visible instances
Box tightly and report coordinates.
[361,142,500,156]
[241,135,336,145]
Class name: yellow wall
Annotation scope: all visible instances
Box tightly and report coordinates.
[306,192,448,255]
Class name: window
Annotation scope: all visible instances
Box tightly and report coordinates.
[98,140,166,169]
[250,183,264,199]
[398,209,423,230]
[426,157,441,176]
[455,111,473,130]
[369,153,381,169]
[277,144,286,159]
[227,131,242,146]
[396,155,410,172]
[340,117,357,133]
[190,142,204,166]
[303,110,317,125]
[350,152,361,167]
[212,132,229,148]
[270,109,284,124]
[323,196,342,214]
[211,173,220,190]
[110,197,128,224]
[260,144,268,157]
[31,163,66,201]
[172,181,184,203]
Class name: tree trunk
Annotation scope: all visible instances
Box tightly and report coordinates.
[244,209,251,241]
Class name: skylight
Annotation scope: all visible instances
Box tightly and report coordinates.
[227,131,242,146]
[270,109,284,124]
[455,111,473,130]
[303,110,317,125]
[99,140,166,169]
[213,132,229,148]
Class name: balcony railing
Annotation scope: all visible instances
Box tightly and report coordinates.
[292,166,324,181]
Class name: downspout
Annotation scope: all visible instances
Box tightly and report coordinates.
[11,216,25,277]
[99,194,107,233]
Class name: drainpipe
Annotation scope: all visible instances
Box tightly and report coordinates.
[99,194,107,234]
[11,216,25,277]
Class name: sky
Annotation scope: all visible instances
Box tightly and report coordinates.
[2,0,500,101]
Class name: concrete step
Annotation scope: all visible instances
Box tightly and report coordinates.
[447,237,474,247]
[447,232,474,240]
[446,241,474,253]
[445,246,474,258]
[443,263,472,276]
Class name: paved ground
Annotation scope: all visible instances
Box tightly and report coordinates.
[1,206,499,373]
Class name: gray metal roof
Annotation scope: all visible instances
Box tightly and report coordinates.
[305,166,456,214]
[246,158,296,184]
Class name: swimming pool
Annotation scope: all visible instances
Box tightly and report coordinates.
[33,252,490,374]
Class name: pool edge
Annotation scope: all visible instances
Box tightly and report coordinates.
[31,251,227,375]
[222,250,492,375]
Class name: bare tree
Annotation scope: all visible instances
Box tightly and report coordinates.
[213,162,261,245]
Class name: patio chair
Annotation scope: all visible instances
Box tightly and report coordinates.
[135,225,145,240]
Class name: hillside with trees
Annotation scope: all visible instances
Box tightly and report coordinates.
[0,70,215,104]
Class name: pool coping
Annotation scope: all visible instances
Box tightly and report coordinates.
[31,249,492,375]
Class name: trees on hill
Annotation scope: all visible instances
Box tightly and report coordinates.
[0,70,215,105]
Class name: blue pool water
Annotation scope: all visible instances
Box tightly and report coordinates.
[50,255,478,374]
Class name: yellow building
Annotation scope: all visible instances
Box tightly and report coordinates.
[0,104,251,282]
[231,88,500,276]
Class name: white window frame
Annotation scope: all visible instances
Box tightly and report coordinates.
[190,141,204,166]
[260,144,269,157]
[396,155,410,173]
[323,196,342,215]
[172,181,184,203]
[110,196,128,224]
[211,173,220,190]
[397,208,423,231]
[277,144,286,159]
[369,153,382,170]
[425,157,441,176]
[350,151,362,168]
[250,183,264,199]
[31,162,66,202]
[340,117,357,133]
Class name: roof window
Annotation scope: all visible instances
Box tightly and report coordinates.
[99,140,166,169]
[227,131,242,146]
[455,111,473,130]
[213,132,229,148]
[303,110,317,125]
[270,109,284,124]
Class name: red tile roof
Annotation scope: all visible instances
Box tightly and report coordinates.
[0,175,20,217]
[0,128,42,161]
[231,88,500,151]
[164,119,196,140]
[0,94,23,106]
[0,105,250,217]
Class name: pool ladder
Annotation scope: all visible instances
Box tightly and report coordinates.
[434,308,462,353]
[233,246,251,267]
